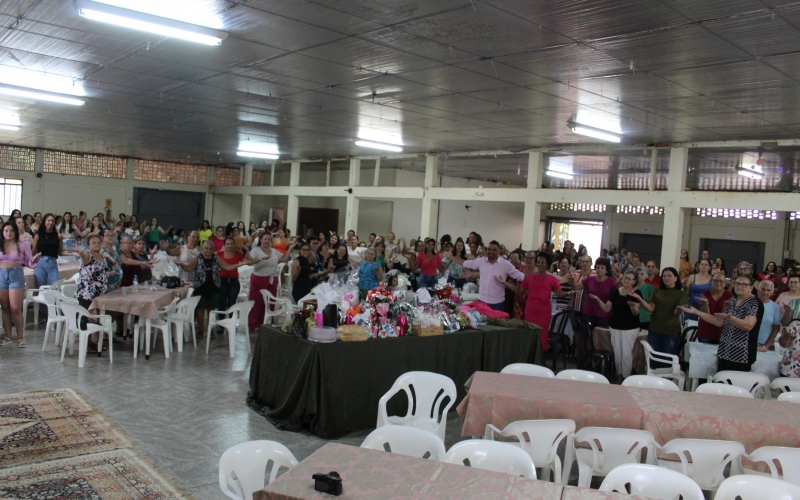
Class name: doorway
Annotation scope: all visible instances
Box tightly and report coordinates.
[547,218,605,260]
[619,233,664,267]
[700,238,765,273]
[133,188,205,233]
[298,207,339,238]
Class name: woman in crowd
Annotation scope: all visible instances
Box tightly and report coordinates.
[634,266,655,331]
[0,221,40,347]
[682,274,762,372]
[30,212,42,233]
[759,261,778,288]
[80,215,104,240]
[630,267,688,358]
[272,228,291,255]
[218,236,250,315]
[118,237,154,288]
[249,223,258,237]
[644,261,660,287]
[100,229,122,291]
[236,221,246,235]
[141,218,170,251]
[15,216,33,243]
[327,244,350,274]
[315,240,331,271]
[678,249,692,279]
[291,243,321,303]
[374,241,394,273]
[444,239,468,289]
[71,233,112,352]
[571,257,617,330]
[412,238,445,289]
[554,255,573,311]
[74,211,87,231]
[31,214,65,321]
[328,233,339,248]
[358,247,383,300]
[683,258,712,321]
[589,269,643,381]
[186,241,222,337]
[246,233,294,332]
[198,220,212,244]
[778,275,800,324]
[715,257,727,276]
[9,209,21,220]
[58,212,78,247]
[502,249,525,317]
[384,232,401,255]
[164,230,201,285]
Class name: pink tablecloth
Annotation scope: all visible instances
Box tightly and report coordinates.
[561,486,655,500]
[89,286,190,320]
[628,386,800,452]
[255,442,563,500]
[23,261,81,289]
[457,372,644,437]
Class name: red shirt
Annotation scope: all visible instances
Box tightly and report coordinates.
[209,236,225,253]
[696,290,734,341]
[416,252,442,277]
[645,275,661,287]
[217,250,244,278]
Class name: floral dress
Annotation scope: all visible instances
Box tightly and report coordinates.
[781,319,800,378]
[77,254,108,303]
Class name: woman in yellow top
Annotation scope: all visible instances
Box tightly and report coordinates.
[198,220,212,244]
[678,248,692,279]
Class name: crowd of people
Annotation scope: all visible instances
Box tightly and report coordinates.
[1,207,799,383]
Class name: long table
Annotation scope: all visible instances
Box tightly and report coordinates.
[458,372,800,457]
[247,325,539,439]
[23,261,81,289]
[685,341,783,390]
[255,442,653,500]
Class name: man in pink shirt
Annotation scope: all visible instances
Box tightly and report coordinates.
[461,241,525,310]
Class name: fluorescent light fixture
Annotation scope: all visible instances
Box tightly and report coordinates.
[74,0,228,46]
[737,166,763,180]
[0,124,19,131]
[569,122,622,143]
[0,83,85,106]
[355,140,403,152]
[545,170,574,180]
[237,151,279,160]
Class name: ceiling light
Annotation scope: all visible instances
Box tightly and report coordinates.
[0,124,20,131]
[568,122,622,143]
[355,140,403,152]
[74,0,228,46]
[237,151,279,160]
[0,83,85,106]
[545,170,574,180]
[737,166,763,180]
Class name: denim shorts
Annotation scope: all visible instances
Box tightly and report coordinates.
[0,266,26,290]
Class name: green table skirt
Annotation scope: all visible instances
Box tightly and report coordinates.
[247,325,539,439]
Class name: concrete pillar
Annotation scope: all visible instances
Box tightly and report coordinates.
[125,158,135,215]
[204,167,214,221]
[286,162,300,235]
[521,152,543,250]
[660,147,688,268]
[420,154,439,239]
[373,158,381,186]
[345,159,361,234]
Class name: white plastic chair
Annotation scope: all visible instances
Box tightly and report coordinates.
[555,369,610,384]
[59,301,113,368]
[658,438,745,492]
[22,287,50,331]
[641,340,686,390]
[40,290,68,351]
[501,363,555,378]
[61,284,77,299]
[779,392,800,404]
[771,377,800,396]
[218,440,299,500]
[569,427,657,488]
[360,425,447,461]
[622,375,680,391]
[600,463,705,500]
[713,371,770,399]
[260,289,290,325]
[376,371,456,442]
[168,295,201,351]
[696,382,754,398]
[445,440,536,478]
[715,474,800,499]
[485,419,575,483]
[207,301,254,358]
[745,446,800,486]
[132,297,178,359]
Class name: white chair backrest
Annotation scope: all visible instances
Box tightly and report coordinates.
[173,295,202,316]
[227,300,254,325]
[238,265,254,281]
[445,440,536,478]
[715,475,800,500]
[376,371,456,441]
[713,370,770,398]
[260,289,284,308]
[746,446,800,487]
[61,284,78,298]
[501,363,555,378]
[696,382,754,398]
[360,425,446,461]
[622,375,679,391]
[660,438,746,490]
[66,272,80,283]
[573,427,656,475]
[641,340,681,374]
[600,463,704,500]
[555,369,610,384]
[41,289,64,307]
[771,377,800,395]
[779,392,800,404]
[218,440,298,500]
[59,301,87,332]
[485,419,574,470]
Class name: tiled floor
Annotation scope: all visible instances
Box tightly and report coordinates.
[0,320,467,499]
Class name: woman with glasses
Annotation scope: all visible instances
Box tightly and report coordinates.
[291,243,320,303]
[694,274,733,345]
[644,261,661,287]
[683,258,713,321]
[570,257,616,330]
[681,274,762,372]
[629,267,688,358]
[633,266,655,332]
[777,275,800,325]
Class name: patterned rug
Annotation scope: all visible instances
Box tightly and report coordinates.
[0,388,135,467]
[0,448,193,499]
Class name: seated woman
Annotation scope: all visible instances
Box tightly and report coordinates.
[291,243,324,303]
[184,241,221,338]
[71,233,115,351]
[119,237,155,287]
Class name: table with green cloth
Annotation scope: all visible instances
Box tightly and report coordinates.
[247,324,539,439]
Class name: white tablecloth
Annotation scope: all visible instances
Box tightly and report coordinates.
[685,341,783,383]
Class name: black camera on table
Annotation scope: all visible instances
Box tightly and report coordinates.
[312,471,342,495]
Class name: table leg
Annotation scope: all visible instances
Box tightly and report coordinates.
[691,378,699,392]
[145,318,151,360]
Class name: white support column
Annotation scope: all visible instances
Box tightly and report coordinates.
[326,160,330,187]
[286,162,300,235]
[521,152,543,250]
[420,154,439,239]
[649,148,658,192]
[660,147,688,268]
[345,158,361,234]
[270,163,275,186]
[373,158,381,187]
[204,167,215,221]
[241,164,253,224]
[125,158,134,215]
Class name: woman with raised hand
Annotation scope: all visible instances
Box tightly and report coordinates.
[141,217,171,252]
[246,233,294,332]
[0,221,40,347]
[629,267,688,359]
